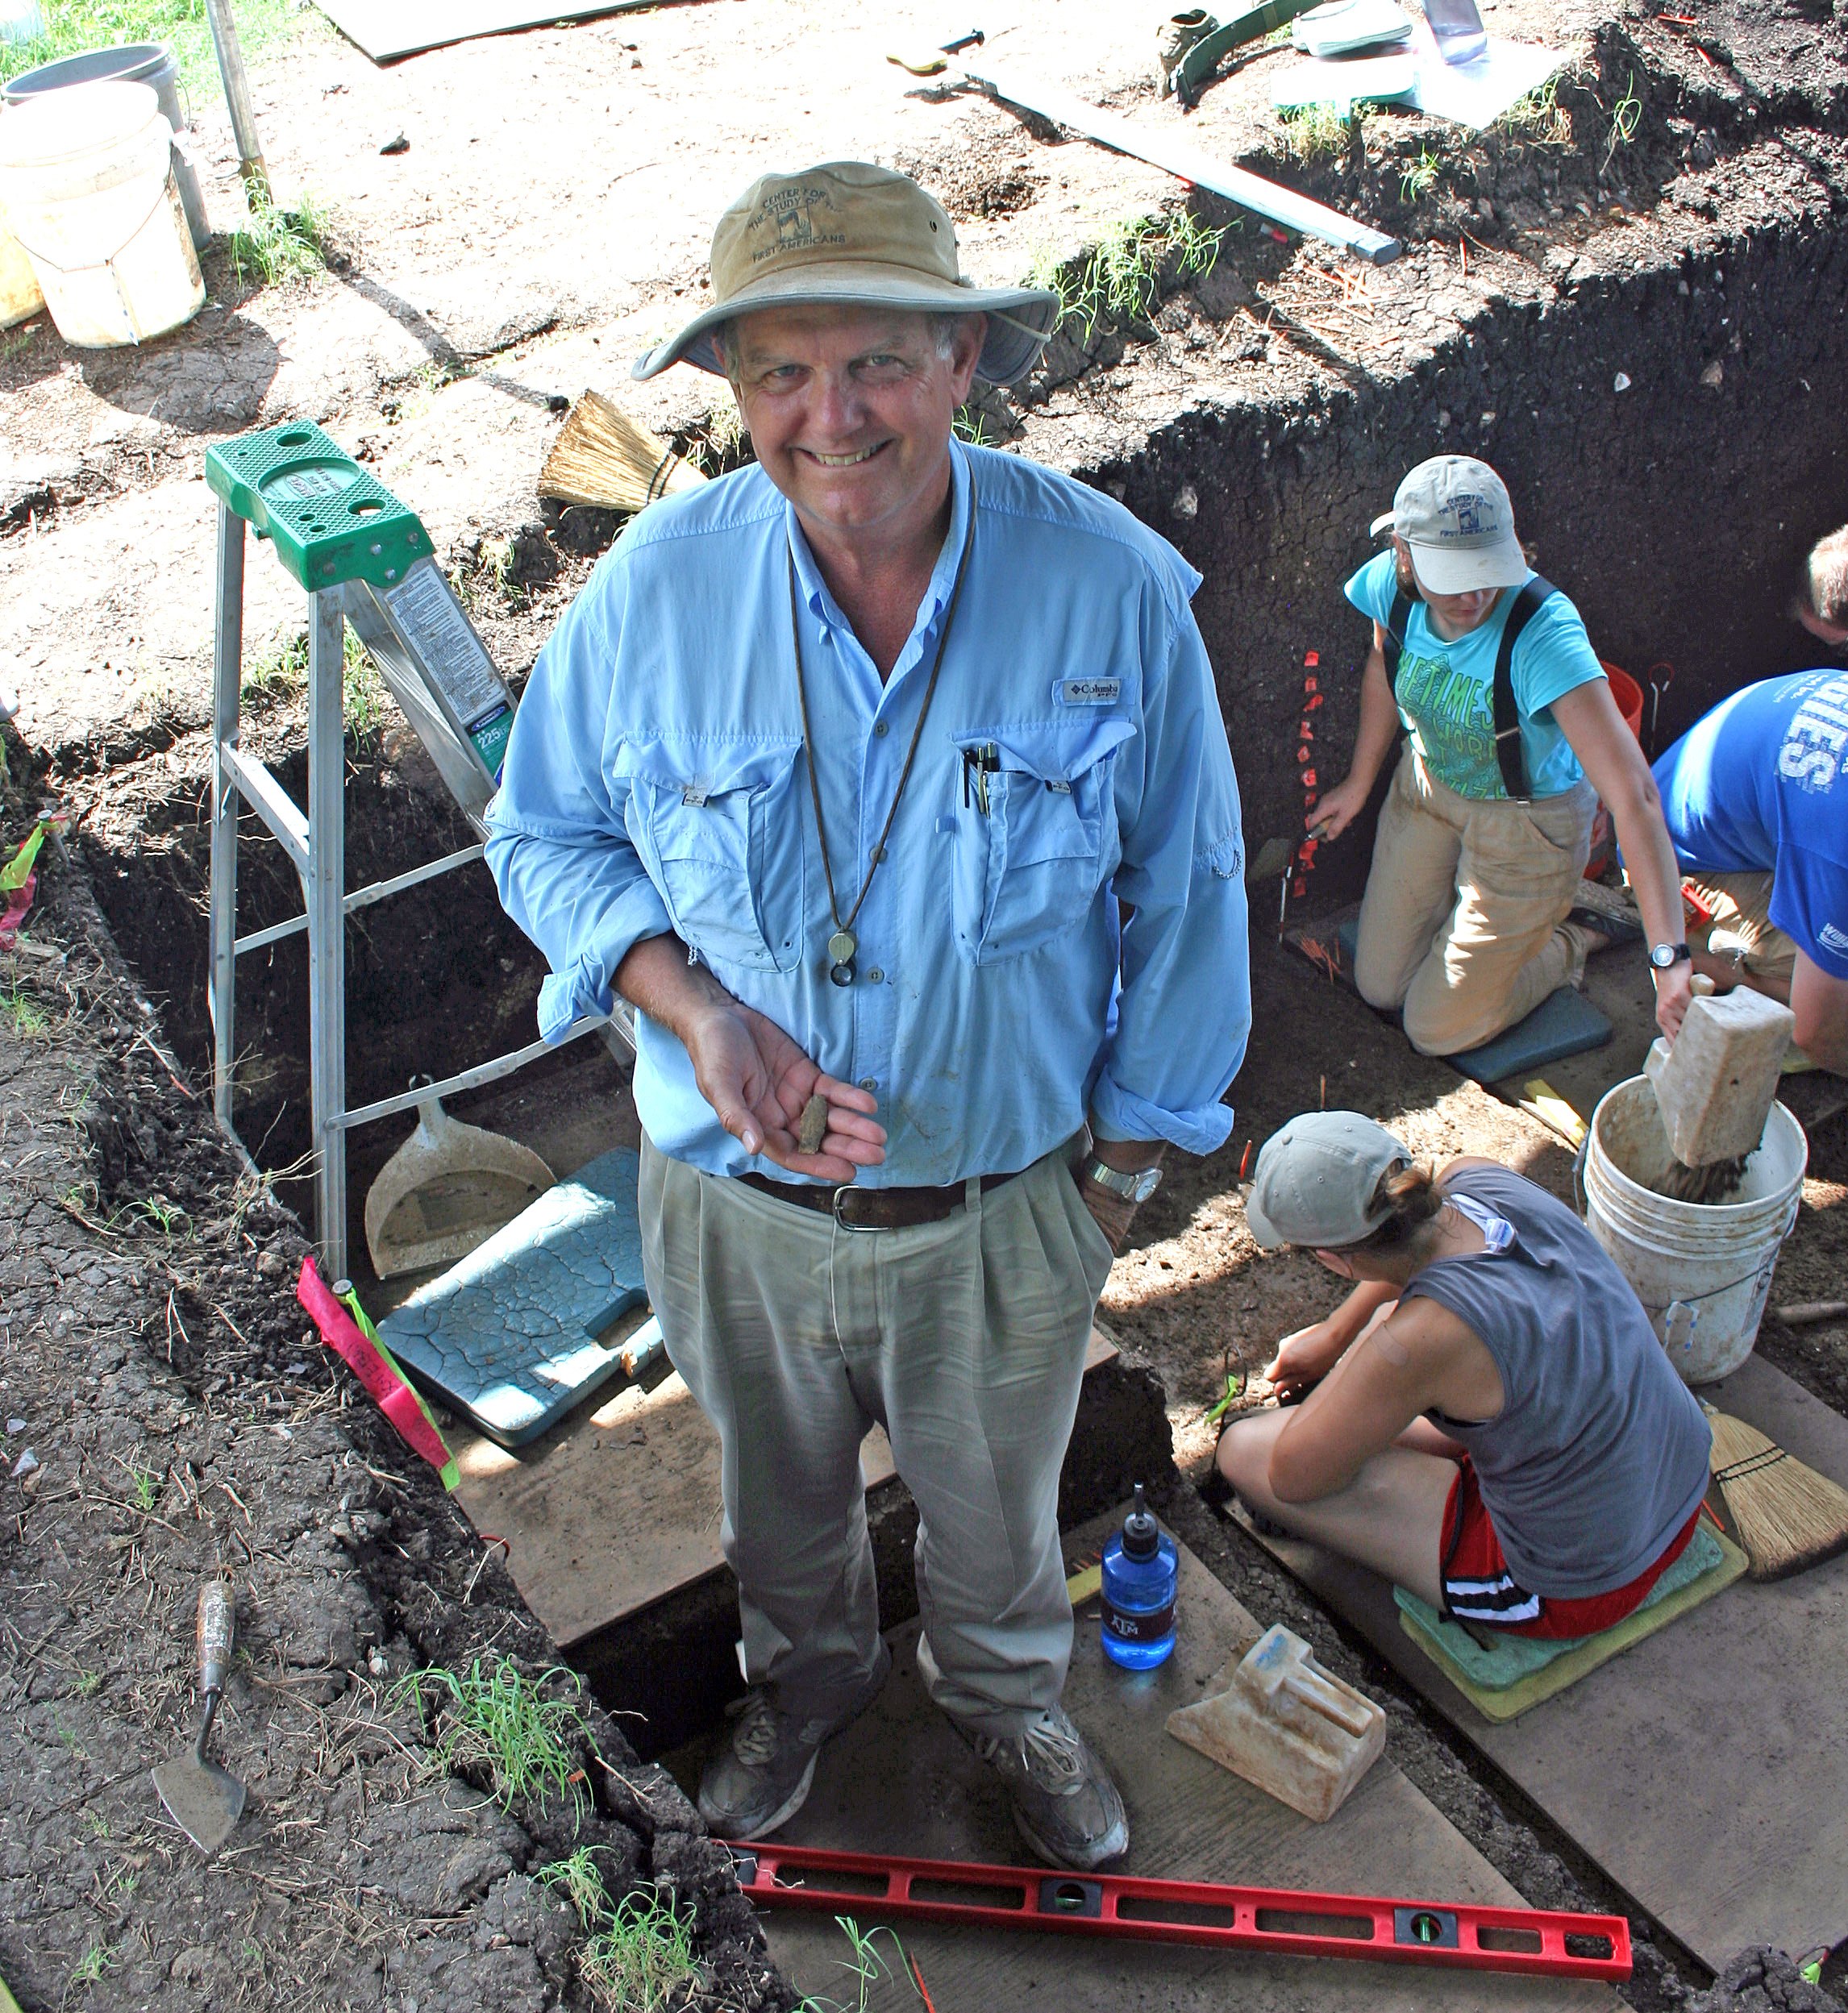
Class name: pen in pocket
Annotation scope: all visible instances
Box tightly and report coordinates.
[961,742,1000,815]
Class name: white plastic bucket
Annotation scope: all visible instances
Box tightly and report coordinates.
[1583,1075,1807,1385]
[0,205,43,326]
[0,79,202,348]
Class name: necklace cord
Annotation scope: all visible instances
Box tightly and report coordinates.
[789,488,980,942]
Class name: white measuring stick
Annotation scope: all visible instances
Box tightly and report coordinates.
[956,58,1402,265]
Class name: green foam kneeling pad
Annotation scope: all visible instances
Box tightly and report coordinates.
[1395,1520,1749,1722]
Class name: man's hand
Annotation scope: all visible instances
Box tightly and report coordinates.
[1263,1321,1350,1402]
[1077,1133,1167,1254]
[683,996,886,1183]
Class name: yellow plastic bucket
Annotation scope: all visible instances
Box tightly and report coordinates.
[0,78,202,347]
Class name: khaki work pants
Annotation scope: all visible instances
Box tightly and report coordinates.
[1682,869,1798,987]
[639,1138,1113,1740]
[1355,748,1597,1057]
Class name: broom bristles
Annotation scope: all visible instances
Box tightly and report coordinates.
[539,390,709,514]
[1704,1404,1848,1580]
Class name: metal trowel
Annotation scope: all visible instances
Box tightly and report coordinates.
[152,1581,245,1854]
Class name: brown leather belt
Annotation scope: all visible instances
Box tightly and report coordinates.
[738,1167,1023,1231]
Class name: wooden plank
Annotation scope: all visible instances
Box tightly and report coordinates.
[454,1328,1118,1649]
[1238,1354,1848,1970]
[755,1519,1621,2012]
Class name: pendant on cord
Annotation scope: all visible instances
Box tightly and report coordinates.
[827,929,857,988]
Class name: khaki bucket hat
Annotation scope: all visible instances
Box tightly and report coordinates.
[632,160,1060,387]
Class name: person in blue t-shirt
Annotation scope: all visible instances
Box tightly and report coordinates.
[1653,669,1848,1075]
[1314,455,1692,1057]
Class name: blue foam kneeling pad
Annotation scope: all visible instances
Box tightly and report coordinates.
[1446,985,1612,1083]
[378,1146,646,1449]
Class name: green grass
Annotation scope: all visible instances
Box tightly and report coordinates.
[1276,102,1353,164]
[1603,70,1642,165]
[226,194,328,291]
[538,1850,705,2012]
[239,624,391,747]
[394,1659,595,1824]
[1400,146,1441,205]
[3,980,49,1040]
[1499,74,1572,144]
[795,1918,925,2013]
[67,1938,118,1989]
[0,0,306,103]
[119,1449,163,1510]
[1030,207,1231,343]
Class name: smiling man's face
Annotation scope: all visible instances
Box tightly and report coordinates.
[723,305,983,550]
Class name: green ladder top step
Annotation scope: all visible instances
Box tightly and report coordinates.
[205,420,434,593]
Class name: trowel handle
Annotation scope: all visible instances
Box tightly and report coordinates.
[196,1581,235,1697]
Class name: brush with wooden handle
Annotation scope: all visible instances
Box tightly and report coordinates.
[539,391,708,514]
[1704,1403,1848,1580]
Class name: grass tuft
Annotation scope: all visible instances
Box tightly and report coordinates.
[226,194,328,292]
[0,0,310,106]
[1603,70,1642,166]
[794,1917,926,2013]
[1276,102,1353,164]
[1399,146,1441,205]
[394,1658,595,1824]
[1031,207,1231,345]
[3,980,50,1041]
[1499,74,1573,144]
[537,1849,705,2011]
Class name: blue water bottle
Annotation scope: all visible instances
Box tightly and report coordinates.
[1101,1483,1178,1670]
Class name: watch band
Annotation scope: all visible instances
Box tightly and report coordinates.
[1648,941,1692,971]
[1082,1156,1162,1204]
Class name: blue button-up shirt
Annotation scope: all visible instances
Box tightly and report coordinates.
[485,442,1249,1186]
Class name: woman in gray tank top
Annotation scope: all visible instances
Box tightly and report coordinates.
[1217,1111,1712,1635]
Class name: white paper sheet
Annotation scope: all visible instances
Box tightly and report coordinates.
[1272,54,1417,108]
[1405,25,1565,129]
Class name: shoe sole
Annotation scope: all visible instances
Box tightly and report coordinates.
[1008,1796,1129,1874]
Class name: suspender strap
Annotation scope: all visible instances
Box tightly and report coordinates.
[1380,575,1559,801]
[1381,588,1413,694]
[1491,575,1558,801]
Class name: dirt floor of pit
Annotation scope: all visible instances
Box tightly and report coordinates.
[7,0,1848,2003]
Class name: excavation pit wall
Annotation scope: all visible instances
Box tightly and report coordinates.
[56,99,1848,1822]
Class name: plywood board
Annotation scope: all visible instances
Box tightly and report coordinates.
[315,0,667,64]
[1239,1354,1848,1970]
[454,1329,1116,1649]
[754,1520,1621,2011]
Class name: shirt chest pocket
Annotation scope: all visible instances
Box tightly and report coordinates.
[949,720,1134,966]
[622,741,805,975]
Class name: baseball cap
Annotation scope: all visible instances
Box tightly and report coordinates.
[633,161,1059,387]
[1244,1111,1411,1251]
[1368,455,1529,596]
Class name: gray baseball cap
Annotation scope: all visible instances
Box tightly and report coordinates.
[1369,455,1529,597]
[1244,1111,1411,1251]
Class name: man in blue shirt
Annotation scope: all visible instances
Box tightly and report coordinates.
[485,163,1250,1869]
[1654,668,1848,1074]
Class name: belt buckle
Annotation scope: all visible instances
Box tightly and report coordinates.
[831,1184,877,1233]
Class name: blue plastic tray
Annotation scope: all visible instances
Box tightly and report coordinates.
[378,1146,647,1449]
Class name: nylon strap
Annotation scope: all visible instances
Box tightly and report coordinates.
[1380,576,1559,801]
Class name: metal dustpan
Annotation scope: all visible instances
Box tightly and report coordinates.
[152,1583,246,1855]
[364,1084,556,1281]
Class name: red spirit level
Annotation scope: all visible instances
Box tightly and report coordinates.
[726,1840,1632,1983]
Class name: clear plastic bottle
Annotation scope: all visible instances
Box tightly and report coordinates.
[1101,1483,1179,1670]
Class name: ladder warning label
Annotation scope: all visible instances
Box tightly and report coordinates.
[383,561,506,724]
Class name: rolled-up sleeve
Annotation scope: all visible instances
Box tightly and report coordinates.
[1091,605,1249,1154]
[483,568,673,1042]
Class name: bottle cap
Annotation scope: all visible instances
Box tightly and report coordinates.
[1122,1482,1159,1561]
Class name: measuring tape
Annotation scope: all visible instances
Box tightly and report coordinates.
[728,1840,1631,1982]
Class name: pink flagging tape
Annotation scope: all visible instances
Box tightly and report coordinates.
[0,871,33,948]
[297,1257,460,1489]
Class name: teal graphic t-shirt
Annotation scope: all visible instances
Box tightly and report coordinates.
[1344,551,1607,800]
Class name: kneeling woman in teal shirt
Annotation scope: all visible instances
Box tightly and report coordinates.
[1313,455,1690,1054]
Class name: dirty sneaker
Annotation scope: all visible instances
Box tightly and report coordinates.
[1157,7,1218,94]
[959,1703,1129,1871]
[697,1641,890,1839]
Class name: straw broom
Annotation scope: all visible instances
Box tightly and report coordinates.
[1704,1403,1848,1580]
[539,391,708,514]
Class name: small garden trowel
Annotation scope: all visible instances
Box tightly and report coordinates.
[152,1581,245,1854]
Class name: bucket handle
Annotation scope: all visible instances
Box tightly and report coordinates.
[1634,1195,1802,1318]
[6,151,185,276]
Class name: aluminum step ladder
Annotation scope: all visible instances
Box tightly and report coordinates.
[204,419,630,1281]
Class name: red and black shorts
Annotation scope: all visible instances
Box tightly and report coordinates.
[1439,1456,1703,1640]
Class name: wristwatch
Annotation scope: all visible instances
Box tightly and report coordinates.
[1081,1156,1163,1205]
[1647,942,1692,972]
